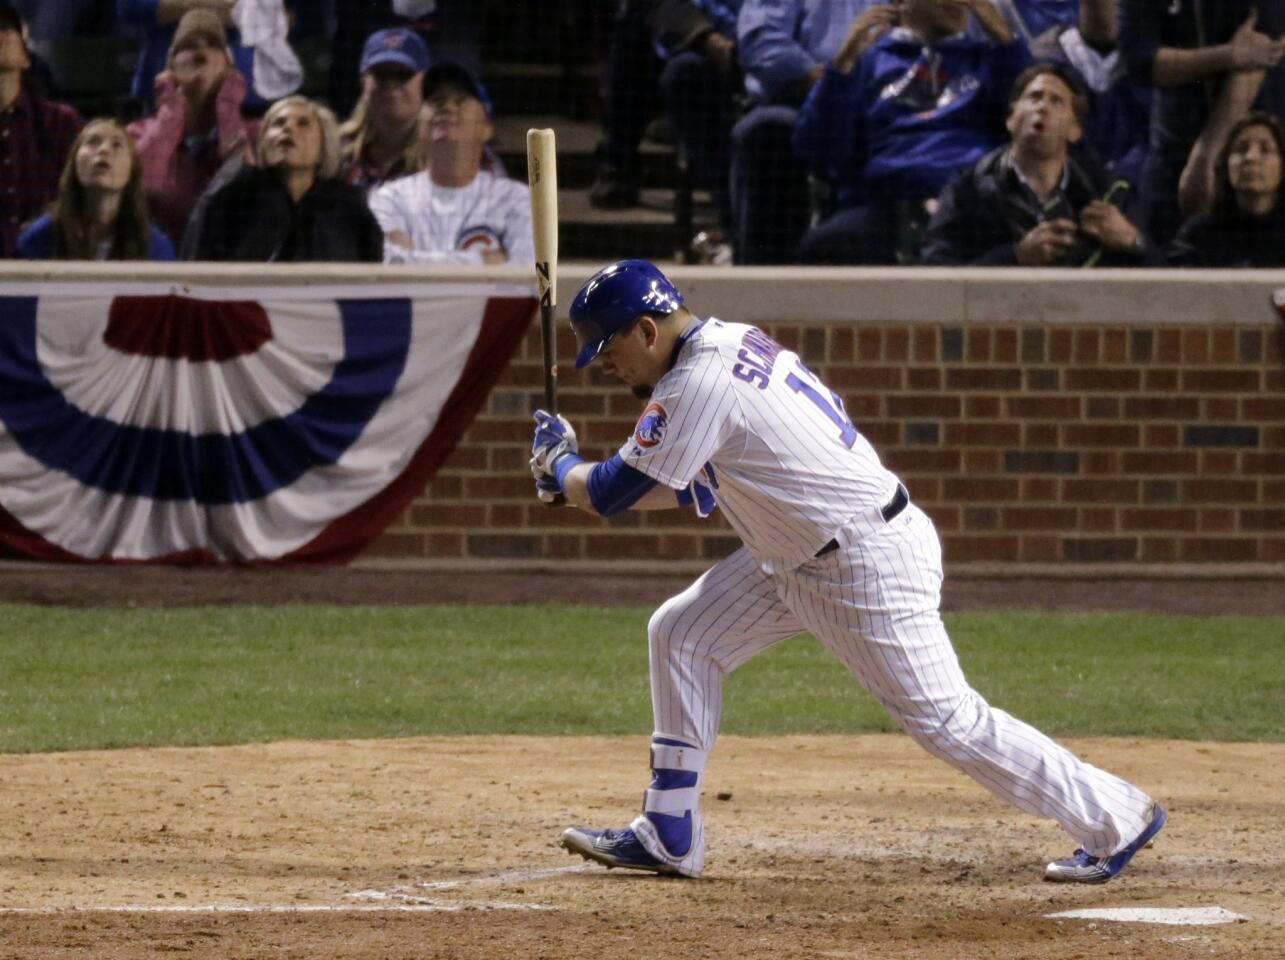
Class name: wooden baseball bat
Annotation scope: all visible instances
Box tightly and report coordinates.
[526,128,564,506]
[527,128,559,414]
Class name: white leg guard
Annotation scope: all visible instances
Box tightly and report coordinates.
[631,735,707,877]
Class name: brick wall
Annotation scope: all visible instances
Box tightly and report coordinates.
[371,275,1285,569]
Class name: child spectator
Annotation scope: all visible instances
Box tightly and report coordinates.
[189,95,383,262]
[17,119,174,260]
[370,62,532,265]
[1168,111,1285,267]
[338,27,429,190]
[731,0,883,263]
[127,10,258,248]
[793,0,1027,264]
[921,64,1158,267]
[0,1,82,257]
[1118,0,1285,243]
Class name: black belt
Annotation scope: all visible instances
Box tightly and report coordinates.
[815,484,909,557]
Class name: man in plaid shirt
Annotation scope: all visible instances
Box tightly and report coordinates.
[0,3,82,258]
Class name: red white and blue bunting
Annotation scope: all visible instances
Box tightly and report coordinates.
[0,282,535,563]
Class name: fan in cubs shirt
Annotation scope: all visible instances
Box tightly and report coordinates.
[369,61,533,266]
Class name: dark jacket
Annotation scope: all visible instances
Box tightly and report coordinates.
[1167,207,1285,267]
[921,144,1163,266]
[193,168,384,263]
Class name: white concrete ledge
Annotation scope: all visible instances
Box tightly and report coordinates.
[4,263,1284,327]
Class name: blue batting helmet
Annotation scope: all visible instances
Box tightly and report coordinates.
[568,260,684,369]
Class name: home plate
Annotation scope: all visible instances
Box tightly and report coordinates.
[1046,907,1249,926]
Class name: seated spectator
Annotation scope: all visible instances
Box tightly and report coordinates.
[370,63,533,265]
[127,10,258,248]
[590,0,742,224]
[793,0,1027,264]
[17,119,175,260]
[731,0,878,263]
[0,1,82,257]
[189,96,383,262]
[1029,0,1150,191]
[338,27,429,190]
[117,0,301,114]
[1119,0,1285,243]
[921,63,1159,267]
[1168,111,1285,267]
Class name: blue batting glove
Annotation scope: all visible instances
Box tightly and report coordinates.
[531,409,579,475]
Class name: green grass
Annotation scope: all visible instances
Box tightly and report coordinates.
[0,605,1280,752]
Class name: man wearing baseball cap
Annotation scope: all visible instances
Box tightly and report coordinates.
[369,61,533,266]
[0,1,82,257]
[338,27,430,189]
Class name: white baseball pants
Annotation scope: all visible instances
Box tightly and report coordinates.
[643,503,1155,868]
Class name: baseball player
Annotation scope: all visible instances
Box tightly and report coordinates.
[530,260,1166,883]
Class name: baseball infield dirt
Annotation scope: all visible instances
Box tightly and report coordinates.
[1,564,1281,958]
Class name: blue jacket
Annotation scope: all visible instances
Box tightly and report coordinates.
[794,29,1030,207]
[16,213,177,261]
[737,0,878,103]
[1003,0,1078,42]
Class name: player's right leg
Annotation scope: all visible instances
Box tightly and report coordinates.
[561,546,801,877]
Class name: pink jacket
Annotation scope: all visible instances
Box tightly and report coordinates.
[128,69,259,248]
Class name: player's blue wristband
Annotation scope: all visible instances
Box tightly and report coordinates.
[552,452,584,489]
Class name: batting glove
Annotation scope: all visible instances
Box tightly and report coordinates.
[533,473,563,504]
[531,410,579,476]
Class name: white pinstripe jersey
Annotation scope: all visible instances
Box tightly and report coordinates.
[619,318,901,572]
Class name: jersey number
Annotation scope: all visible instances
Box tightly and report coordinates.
[785,369,857,448]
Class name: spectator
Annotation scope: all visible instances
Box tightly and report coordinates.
[730,0,879,263]
[117,0,301,114]
[1168,111,1285,267]
[127,10,258,248]
[189,96,382,262]
[369,62,533,265]
[589,0,742,224]
[793,0,1027,264]
[328,0,483,118]
[17,119,175,260]
[0,1,82,258]
[921,63,1159,266]
[338,27,429,190]
[994,0,1077,43]
[1028,0,1150,191]
[1119,1,1285,243]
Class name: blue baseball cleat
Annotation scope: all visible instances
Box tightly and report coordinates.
[1044,804,1168,883]
[560,826,682,876]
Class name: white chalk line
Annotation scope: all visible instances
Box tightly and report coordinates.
[353,863,590,895]
[0,902,551,915]
[0,864,592,917]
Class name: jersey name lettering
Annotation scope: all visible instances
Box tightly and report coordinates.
[731,328,785,390]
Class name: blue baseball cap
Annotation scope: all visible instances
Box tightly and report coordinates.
[360,28,430,75]
[423,62,494,119]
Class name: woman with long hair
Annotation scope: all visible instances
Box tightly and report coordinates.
[16,118,175,260]
[337,27,428,189]
[191,95,383,262]
[1169,112,1285,267]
